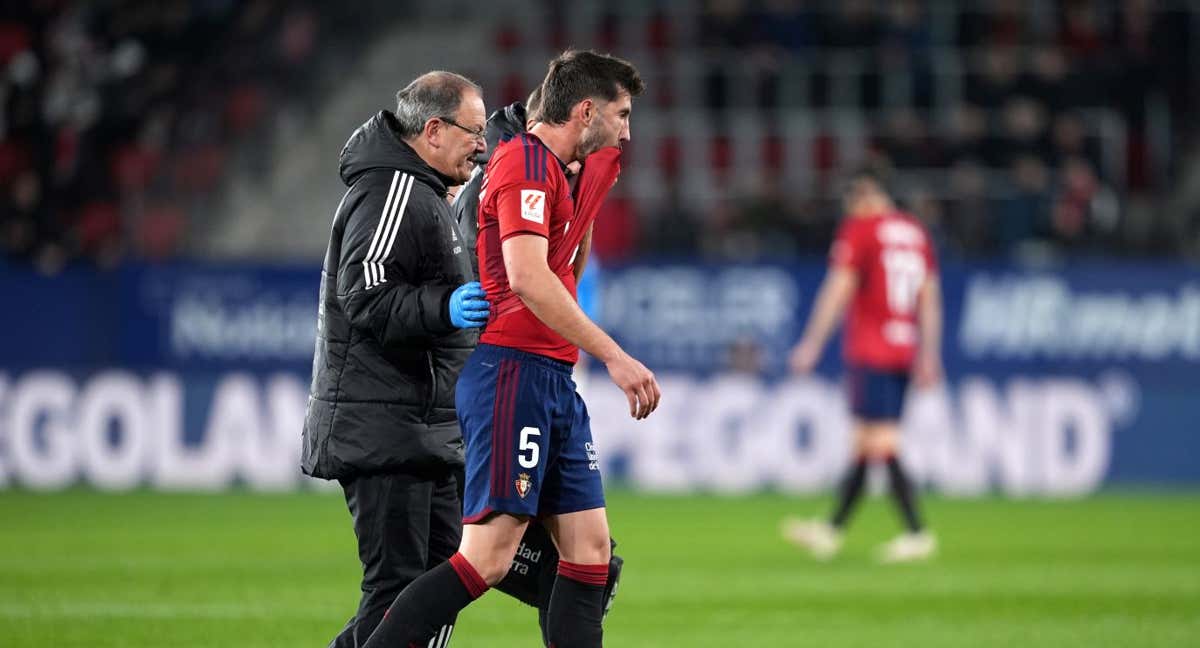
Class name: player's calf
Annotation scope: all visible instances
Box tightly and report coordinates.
[361,553,488,648]
[546,560,607,648]
[362,516,530,647]
[494,522,624,647]
[543,508,610,648]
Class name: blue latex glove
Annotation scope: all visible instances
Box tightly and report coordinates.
[449,281,490,328]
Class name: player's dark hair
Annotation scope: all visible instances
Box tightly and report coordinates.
[843,167,890,199]
[537,50,644,125]
[525,84,544,123]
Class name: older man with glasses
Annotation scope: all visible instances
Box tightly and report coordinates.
[302,70,490,648]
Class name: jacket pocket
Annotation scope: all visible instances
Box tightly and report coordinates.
[423,351,437,421]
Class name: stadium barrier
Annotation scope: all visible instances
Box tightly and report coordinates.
[0,260,1195,493]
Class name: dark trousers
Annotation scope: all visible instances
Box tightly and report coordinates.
[329,469,463,648]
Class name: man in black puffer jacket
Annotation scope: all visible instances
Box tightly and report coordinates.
[303,71,490,648]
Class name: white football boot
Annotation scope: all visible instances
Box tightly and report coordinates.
[781,518,843,561]
[877,531,937,563]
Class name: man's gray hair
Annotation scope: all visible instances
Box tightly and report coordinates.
[393,71,482,139]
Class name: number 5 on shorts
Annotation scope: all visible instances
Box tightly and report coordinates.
[518,427,541,468]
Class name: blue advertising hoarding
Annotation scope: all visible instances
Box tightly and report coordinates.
[0,259,1196,493]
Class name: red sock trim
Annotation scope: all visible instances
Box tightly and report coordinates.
[448,553,489,599]
[557,560,608,587]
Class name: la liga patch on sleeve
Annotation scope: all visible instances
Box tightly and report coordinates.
[520,189,546,224]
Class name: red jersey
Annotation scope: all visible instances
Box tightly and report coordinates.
[476,133,621,363]
[830,210,937,370]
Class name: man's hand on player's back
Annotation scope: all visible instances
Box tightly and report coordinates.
[604,351,660,419]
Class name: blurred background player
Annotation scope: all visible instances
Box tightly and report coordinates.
[784,169,943,563]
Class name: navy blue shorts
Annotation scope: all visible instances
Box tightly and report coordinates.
[846,365,911,422]
[456,344,605,523]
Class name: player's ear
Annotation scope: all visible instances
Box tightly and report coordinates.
[578,99,595,126]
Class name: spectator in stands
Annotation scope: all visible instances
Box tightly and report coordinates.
[1051,156,1121,251]
[998,97,1051,165]
[1049,111,1102,173]
[944,103,989,165]
[946,159,995,255]
[641,180,700,256]
[967,46,1022,109]
[997,155,1052,255]
[879,109,940,169]
[1,170,42,262]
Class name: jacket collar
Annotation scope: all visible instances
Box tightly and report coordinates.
[339,110,456,194]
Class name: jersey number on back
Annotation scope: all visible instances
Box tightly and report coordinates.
[881,249,926,314]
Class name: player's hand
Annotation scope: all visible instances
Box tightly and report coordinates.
[605,352,660,420]
[788,341,820,374]
[448,281,490,328]
[913,351,942,388]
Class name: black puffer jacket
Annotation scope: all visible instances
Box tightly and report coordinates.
[303,111,475,480]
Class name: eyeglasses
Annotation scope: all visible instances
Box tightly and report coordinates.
[439,117,485,143]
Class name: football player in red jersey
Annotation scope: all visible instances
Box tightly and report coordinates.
[364,50,658,648]
[784,170,943,563]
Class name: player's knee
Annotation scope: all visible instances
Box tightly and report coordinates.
[583,536,612,566]
[459,530,525,586]
[560,532,610,566]
[475,553,517,586]
[456,545,516,586]
[863,441,888,461]
[878,438,900,459]
[861,426,898,460]
[866,444,895,462]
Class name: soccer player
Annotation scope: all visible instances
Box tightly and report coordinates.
[363,50,659,648]
[783,170,942,563]
[448,87,626,645]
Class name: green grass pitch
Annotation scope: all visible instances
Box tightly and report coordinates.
[2,489,1198,647]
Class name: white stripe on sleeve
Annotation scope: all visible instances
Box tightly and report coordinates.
[369,173,414,288]
[361,170,401,289]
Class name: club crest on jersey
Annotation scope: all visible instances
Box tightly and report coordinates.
[520,190,545,224]
[515,473,532,499]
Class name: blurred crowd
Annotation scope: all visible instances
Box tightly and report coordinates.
[483,0,1198,262]
[3,1,1199,269]
[0,0,333,272]
[678,0,1193,262]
